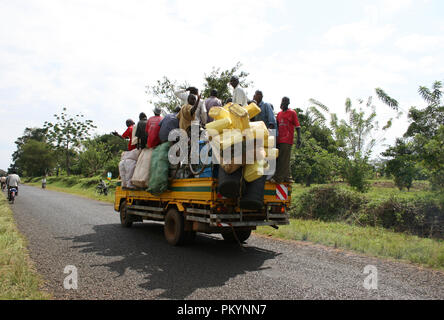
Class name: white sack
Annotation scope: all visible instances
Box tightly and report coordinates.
[130,148,153,189]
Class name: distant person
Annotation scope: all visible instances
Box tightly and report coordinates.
[271,97,302,184]
[230,76,248,107]
[6,172,21,197]
[251,90,276,130]
[159,107,181,143]
[174,87,207,125]
[134,113,148,149]
[205,89,222,123]
[146,107,163,148]
[178,94,201,133]
[112,119,136,151]
[0,176,6,191]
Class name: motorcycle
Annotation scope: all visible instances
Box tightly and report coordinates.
[96,180,109,196]
[8,187,17,204]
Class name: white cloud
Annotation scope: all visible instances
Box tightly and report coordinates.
[395,33,444,52]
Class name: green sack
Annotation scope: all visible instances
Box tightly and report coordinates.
[147,142,170,195]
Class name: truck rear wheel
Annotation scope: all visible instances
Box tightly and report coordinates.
[222,229,252,243]
[120,201,133,228]
[164,208,186,246]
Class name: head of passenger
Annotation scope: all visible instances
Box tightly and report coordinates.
[139,112,147,120]
[126,119,135,127]
[173,107,181,114]
[229,76,239,89]
[154,107,162,116]
[188,94,197,106]
[210,89,218,98]
[281,97,290,111]
[253,91,263,104]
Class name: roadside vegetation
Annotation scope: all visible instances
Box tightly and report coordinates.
[0,197,51,299]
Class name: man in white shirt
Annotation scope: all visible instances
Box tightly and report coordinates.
[230,76,248,107]
[174,87,207,125]
[6,172,20,196]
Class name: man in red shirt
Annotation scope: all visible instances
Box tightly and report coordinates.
[272,97,302,183]
[112,119,136,151]
[145,107,163,149]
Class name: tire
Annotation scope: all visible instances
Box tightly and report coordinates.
[164,208,186,246]
[119,201,133,228]
[222,229,252,243]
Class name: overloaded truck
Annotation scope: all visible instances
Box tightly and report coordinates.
[115,102,291,246]
[114,177,291,246]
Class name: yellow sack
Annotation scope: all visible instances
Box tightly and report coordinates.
[265,148,279,159]
[229,104,250,131]
[206,118,232,134]
[245,121,269,142]
[210,129,244,152]
[244,160,268,183]
[209,107,230,121]
[245,102,261,119]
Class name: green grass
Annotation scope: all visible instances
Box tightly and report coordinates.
[255,219,444,270]
[0,197,51,299]
[26,176,116,204]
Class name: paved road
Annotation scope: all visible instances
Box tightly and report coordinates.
[9,185,444,300]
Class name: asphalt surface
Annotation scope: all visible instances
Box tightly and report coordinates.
[8,185,444,300]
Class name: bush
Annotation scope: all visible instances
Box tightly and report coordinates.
[293,186,367,221]
[294,186,444,239]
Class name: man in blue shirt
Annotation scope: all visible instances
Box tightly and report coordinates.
[251,90,276,130]
[159,107,181,143]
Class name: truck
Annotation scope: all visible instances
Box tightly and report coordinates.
[114,177,291,246]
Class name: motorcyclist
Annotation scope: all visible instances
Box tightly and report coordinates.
[6,172,21,199]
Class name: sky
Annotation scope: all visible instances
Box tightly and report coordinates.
[1,0,443,171]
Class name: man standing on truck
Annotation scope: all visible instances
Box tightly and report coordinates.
[205,89,222,123]
[133,113,148,149]
[112,119,136,151]
[271,97,302,184]
[230,76,248,107]
[175,87,207,125]
[159,107,181,143]
[251,90,277,130]
[146,107,163,149]
[178,94,201,134]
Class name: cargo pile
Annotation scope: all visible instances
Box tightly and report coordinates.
[206,102,279,209]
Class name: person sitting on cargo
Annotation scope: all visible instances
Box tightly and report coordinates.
[159,107,181,143]
[174,87,207,125]
[205,89,222,123]
[112,119,136,151]
[251,90,277,130]
[134,112,148,149]
[271,97,302,184]
[145,107,163,149]
[230,76,248,107]
[178,94,201,135]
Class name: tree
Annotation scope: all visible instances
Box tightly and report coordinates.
[9,127,51,176]
[310,93,395,192]
[76,140,112,177]
[145,62,253,114]
[44,108,97,176]
[202,62,252,103]
[382,139,418,191]
[14,140,56,177]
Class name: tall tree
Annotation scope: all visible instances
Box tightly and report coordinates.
[43,107,96,176]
